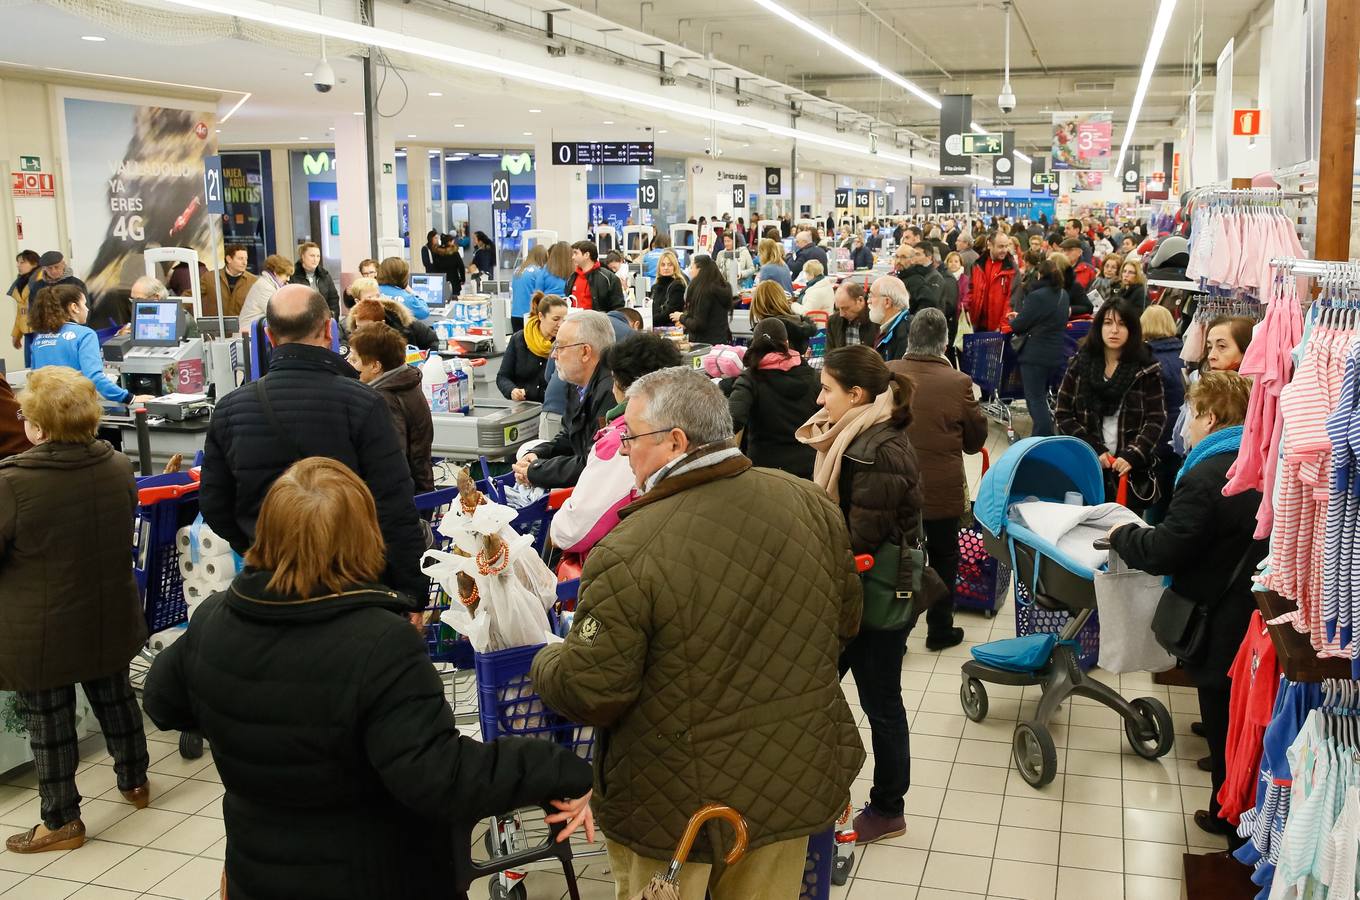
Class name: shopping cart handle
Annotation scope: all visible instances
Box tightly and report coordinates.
[854,554,874,573]
[979,448,990,476]
[137,482,200,505]
[1115,473,1130,508]
[1092,538,1111,551]
[547,487,573,511]
[454,804,575,886]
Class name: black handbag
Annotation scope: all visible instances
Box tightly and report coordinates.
[1150,548,1255,660]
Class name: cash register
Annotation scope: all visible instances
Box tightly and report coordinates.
[115,300,206,396]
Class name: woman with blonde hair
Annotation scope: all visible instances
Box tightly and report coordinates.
[144,458,594,899]
[240,253,297,333]
[345,276,439,352]
[756,237,793,292]
[649,249,688,327]
[751,280,818,355]
[2,368,151,853]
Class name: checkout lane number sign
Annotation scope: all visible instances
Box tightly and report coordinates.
[638,179,659,210]
[491,174,511,210]
[203,155,224,216]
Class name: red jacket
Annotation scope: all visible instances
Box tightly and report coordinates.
[570,262,599,310]
[969,254,1018,333]
[1073,261,1098,290]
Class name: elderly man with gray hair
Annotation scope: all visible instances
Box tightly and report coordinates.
[532,366,864,900]
[867,275,912,361]
[888,307,988,650]
[513,309,617,489]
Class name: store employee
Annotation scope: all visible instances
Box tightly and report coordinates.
[28,283,144,405]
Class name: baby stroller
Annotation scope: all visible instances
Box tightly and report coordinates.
[958,437,1175,788]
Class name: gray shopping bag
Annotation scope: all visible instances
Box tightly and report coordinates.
[1094,551,1176,674]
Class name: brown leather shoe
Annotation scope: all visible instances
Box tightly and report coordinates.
[5,820,86,853]
[120,783,151,810]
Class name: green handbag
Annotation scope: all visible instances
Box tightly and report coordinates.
[860,540,926,631]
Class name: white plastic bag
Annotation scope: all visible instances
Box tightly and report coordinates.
[1094,551,1175,674]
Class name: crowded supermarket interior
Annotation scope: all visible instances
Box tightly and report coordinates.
[1,0,1359,898]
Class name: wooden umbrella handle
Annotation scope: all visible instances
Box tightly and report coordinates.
[670,804,749,870]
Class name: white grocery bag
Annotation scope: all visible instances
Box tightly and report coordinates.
[1094,551,1175,674]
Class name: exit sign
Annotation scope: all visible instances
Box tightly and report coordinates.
[19,156,40,172]
[962,133,1003,155]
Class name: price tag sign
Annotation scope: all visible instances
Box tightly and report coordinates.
[638,178,660,210]
[203,154,224,216]
[491,174,511,211]
[732,183,747,209]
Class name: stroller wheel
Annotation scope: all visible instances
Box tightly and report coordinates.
[178,731,204,760]
[1124,697,1175,760]
[832,851,855,885]
[1012,721,1057,788]
[960,678,989,722]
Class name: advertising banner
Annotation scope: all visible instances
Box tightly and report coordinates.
[992,131,1015,186]
[1074,171,1104,192]
[1051,111,1112,170]
[939,94,973,176]
[61,96,217,306]
[219,151,274,272]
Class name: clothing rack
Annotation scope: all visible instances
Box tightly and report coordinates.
[1268,256,1360,278]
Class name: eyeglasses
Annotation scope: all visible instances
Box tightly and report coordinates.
[619,426,675,443]
[549,342,587,357]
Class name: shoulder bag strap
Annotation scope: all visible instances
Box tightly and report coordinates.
[252,379,305,463]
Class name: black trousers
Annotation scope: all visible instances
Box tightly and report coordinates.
[16,671,150,829]
[923,517,961,639]
[1019,362,1059,436]
[1196,679,1245,849]
[839,627,911,817]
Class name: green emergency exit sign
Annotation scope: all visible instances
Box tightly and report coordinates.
[19,156,41,172]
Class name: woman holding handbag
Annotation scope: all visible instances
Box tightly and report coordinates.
[796,344,936,847]
[1107,372,1264,844]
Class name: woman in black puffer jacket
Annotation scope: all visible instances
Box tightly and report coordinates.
[677,255,734,345]
[144,459,593,900]
[796,344,924,846]
[727,317,820,478]
[1008,258,1070,437]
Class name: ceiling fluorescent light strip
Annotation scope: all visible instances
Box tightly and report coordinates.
[133,0,934,171]
[1114,0,1178,175]
[749,0,941,110]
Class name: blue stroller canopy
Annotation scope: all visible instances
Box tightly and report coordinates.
[974,437,1106,537]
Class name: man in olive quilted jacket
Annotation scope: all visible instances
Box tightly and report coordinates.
[532,367,865,900]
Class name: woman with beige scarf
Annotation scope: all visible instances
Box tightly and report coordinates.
[796,344,923,847]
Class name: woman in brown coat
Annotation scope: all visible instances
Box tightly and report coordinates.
[1,368,151,853]
[347,323,435,493]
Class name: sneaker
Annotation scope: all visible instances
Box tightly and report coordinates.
[852,805,906,844]
[925,627,965,652]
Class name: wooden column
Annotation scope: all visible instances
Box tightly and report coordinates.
[1314,0,1360,261]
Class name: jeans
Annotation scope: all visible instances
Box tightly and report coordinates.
[1019,362,1059,437]
[839,627,910,817]
[923,517,961,638]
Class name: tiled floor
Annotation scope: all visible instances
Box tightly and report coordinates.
[0,422,1224,899]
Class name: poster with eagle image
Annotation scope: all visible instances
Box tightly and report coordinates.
[62,96,218,319]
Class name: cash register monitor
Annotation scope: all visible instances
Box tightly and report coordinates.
[409,273,446,308]
[131,301,184,347]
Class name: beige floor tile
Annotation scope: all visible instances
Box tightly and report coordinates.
[855,845,927,885]
[65,885,140,899]
[1182,816,1229,851]
[988,859,1057,900]
[914,760,954,789]
[0,871,25,893]
[197,838,226,862]
[1058,833,1123,872]
[90,849,191,893]
[1121,810,1185,845]
[947,764,1009,796]
[145,753,214,782]
[0,795,42,830]
[147,817,225,856]
[34,841,136,885]
[1062,775,1122,807]
[1061,802,1123,839]
[1064,726,1122,754]
[914,714,968,739]
[878,815,937,852]
[913,736,962,763]
[145,856,226,900]
[993,826,1059,866]
[147,782,224,818]
[1063,751,1123,780]
[1178,784,1211,813]
[1123,874,1182,900]
[921,852,992,895]
[930,819,997,856]
[939,791,1003,825]
[94,810,187,849]
[999,796,1062,832]
[905,787,946,820]
[0,844,70,876]
[0,876,84,899]
[1005,770,1064,801]
[954,741,1011,769]
[0,789,37,820]
[1121,782,1181,814]
[1122,840,1183,879]
[1068,705,1123,730]
[75,801,137,839]
[1120,756,1179,785]
[1055,867,1124,900]
[851,881,919,899]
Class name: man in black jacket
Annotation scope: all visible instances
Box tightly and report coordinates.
[896,245,945,315]
[563,241,625,313]
[512,310,616,489]
[289,242,342,319]
[199,286,428,602]
[788,230,829,279]
[827,281,880,351]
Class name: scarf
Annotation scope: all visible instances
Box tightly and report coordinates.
[1081,353,1142,416]
[643,441,743,493]
[1176,425,1242,486]
[795,387,896,502]
[524,316,554,358]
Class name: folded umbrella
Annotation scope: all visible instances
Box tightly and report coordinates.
[631,804,748,900]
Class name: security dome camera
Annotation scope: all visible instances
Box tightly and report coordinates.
[314,59,335,93]
[997,84,1016,115]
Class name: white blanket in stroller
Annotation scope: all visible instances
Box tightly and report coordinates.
[1009,501,1147,572]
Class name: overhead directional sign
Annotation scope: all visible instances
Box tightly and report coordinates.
[962,133,1004,156]
[551,141,654,165]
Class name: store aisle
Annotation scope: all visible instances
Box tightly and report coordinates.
[0,425,1225,900]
